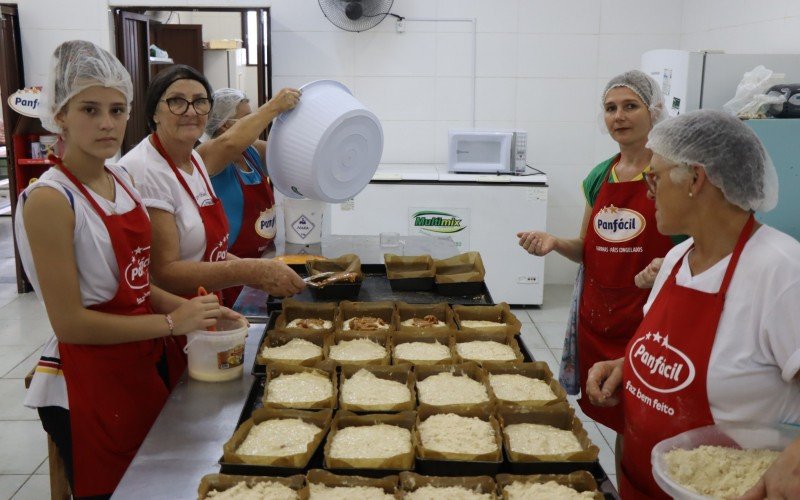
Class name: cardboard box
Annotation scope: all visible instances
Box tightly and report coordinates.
[415,362,494,413]
[384,254,435,291]
[256,330,330,367]
[453,330,525,366]
[483,362,567,407]
[495,471,604,500]
[304,469,400,497]
[452,303,523,336]
[398,471,497,498]
[327,331,392,367]
[274,299,337,335]
[415,406,503,463]
[395,302,456,333]
[392,330,455,366]
[337,301,397,332]
[197,473,304,500]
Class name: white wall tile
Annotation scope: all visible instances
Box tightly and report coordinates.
[682,0,788,34]
[516,78,598,123]
[598,34,681,79]
[600,0,683,34]
[268,0,336,32]
[540,164,593,207]
[788,2,800,17]
[379,121,437,163]
[368,0,438,33]
[518,121,596,166]
[437,0,521,33]
[477,120,517,130]
[518,35,599,78]
[476,33,518,78]
[436,33,474,77]
[353,77,436,121]
[519,0,600,34]
[680,19,788,53]
[475,78,517,122]
[271,31,354,76]
[19,0,106,31]
[354,33,436,76]
[435,77,473,121]
[21,28,110,86]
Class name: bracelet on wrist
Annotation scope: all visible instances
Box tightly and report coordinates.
[164,314,175,336]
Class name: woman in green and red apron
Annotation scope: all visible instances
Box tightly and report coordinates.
[587,110,800,499]
[517,71,677,437]
[201,88,283,306]
[17,41,228,498]
[118,66,305,374]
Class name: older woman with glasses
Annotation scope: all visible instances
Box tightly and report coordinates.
[587,110,800,499]
[119,65,305,376]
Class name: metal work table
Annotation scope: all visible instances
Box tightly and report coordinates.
[114,235,460,499]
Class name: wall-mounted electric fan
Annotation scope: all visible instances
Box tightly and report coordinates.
[319,0,398,32]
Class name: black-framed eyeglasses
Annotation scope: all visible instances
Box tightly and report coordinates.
[160,97,212,116]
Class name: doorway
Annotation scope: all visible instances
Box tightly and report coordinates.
[112,6,272,154]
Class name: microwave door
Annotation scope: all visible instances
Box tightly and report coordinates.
[451,134,512,173]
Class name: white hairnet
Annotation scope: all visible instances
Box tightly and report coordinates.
[602,70,666,125]
[40,40,133,134]
[647,109,778,212]
[205,88,248,137]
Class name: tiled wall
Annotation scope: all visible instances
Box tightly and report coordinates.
[268,0,684,284]
[15,1,794,284]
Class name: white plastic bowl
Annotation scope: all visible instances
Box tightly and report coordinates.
[267,80,383,203]
[651,422,800,499]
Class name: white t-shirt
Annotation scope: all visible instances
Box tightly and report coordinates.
[118,137,216,262]
[645,225,800,425]
[15,164,144,410]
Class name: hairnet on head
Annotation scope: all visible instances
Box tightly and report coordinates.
[205,88,248,137]
[646,109,778,212]
[602,70,666,125]
[40,40,133,134]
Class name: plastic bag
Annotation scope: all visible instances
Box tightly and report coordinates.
[723,65,787,118]
[558,264,583,395]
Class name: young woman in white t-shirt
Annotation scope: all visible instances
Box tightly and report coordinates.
[585,110,800,499]
[16,41,239,498]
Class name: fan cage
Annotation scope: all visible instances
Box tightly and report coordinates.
[319,0,395,32]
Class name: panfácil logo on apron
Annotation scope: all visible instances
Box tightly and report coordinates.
[124,245,151,290]
[593,204,646,243]
[255,207,277,239]
[628,332,696,393]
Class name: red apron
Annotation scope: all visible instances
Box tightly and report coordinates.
[53,158,168,497]
[221,150,276,306]
[620,215,756,499]
[578,159,674,432]
[150,133,231,382]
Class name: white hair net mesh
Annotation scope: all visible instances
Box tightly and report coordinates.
[647,109,778,212]
[205,88,248,137]
[40,40,133,134]
[602,70,666,126]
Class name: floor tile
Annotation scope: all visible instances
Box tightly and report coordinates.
[535,322,568,349]
[0,421,48,474]
[0,284,21,299]
[0,346,41,378]
[34,458,48,475]
[607,474,618,491]
[596,422,618,451]
[567,394,592,422]
[0,319,54,346]
[0,475,27,499]
[584,421,618,476]
[11,475,50,500]
[509,308,532,323]
[3,348,42,380]
[0,380,39,420]
[519,323,547,350]
[0,294,45,320]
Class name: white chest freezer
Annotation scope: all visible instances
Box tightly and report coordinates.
[325,164,548,305]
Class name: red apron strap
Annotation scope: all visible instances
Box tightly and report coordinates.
[150,133,217,206]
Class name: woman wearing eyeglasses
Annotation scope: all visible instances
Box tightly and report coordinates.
[516,71,678,438]
[586,109,800,499]
[119,65,305,376]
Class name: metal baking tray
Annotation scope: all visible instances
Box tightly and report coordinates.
[266,264,493,313]
[251,315,535,376]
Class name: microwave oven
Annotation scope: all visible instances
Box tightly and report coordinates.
[448,129,527,174]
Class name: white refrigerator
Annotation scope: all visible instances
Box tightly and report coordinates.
[641,50,800,116]
[323,165,548,306]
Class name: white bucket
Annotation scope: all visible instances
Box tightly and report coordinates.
[284,198,324,244]
[183,319,248,382]
[267,80,383,203]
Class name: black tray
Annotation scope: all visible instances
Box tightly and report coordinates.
[267,265,493,313]
[388,276,435,292]
[435,281,487,296]
[226,374,618,499]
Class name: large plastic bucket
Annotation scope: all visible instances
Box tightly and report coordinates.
[183,319,248,382]
[267,80,383,203]
[284,198,323,244]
